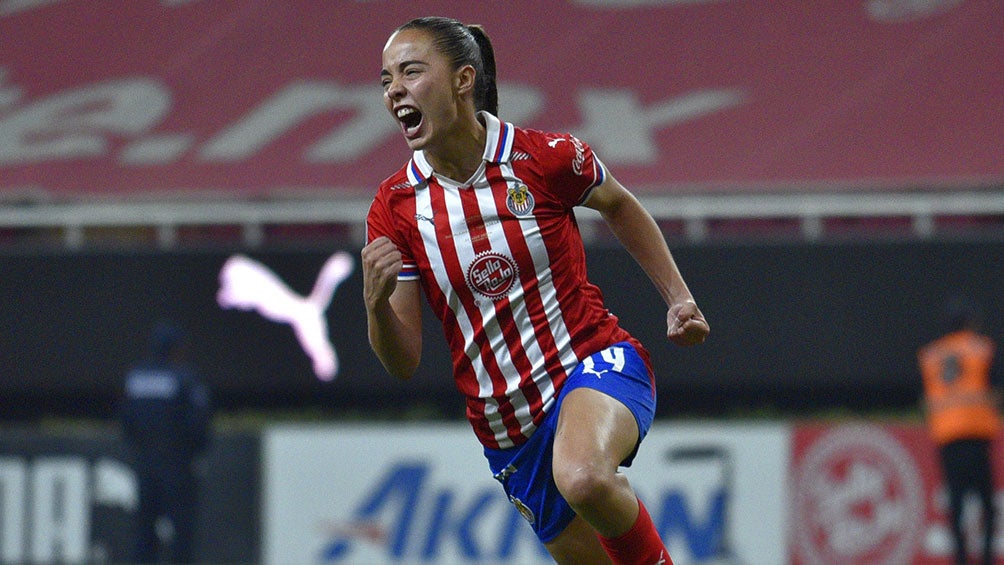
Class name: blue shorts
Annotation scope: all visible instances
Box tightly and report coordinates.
[483,341,656,543]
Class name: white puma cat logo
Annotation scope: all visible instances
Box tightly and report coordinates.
[581,357,609,379]
[216,251,354,381]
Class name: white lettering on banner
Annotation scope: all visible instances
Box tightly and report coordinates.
[496,83,544,127]
[0,0,69,17]
[31,458,90,564]
[315,461,549,563]
[0,70,740,169]
[0,68,20,108]
[93,458,138,510]
[0,459,27,564]
[0,78,169,164]
[0,456,136,565]
[866,0,964,22]
[574,88,745,164]
[199,81,393,162]
[319,463,739,563]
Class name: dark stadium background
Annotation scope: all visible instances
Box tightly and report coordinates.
[3,238,1003,421]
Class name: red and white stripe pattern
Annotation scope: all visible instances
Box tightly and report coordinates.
[369,113,636,449]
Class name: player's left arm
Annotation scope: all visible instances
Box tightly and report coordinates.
[582,170,709,346]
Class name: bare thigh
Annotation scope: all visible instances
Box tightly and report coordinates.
[554,387,640,471]
[552,387,641,536]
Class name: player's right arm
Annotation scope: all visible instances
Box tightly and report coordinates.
[362,236,423,380]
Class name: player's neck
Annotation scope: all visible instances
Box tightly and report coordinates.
[425,116,487,183]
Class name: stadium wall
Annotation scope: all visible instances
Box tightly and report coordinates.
[3,239,1003,420]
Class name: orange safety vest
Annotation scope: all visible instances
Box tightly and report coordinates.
[918,329,1000,445]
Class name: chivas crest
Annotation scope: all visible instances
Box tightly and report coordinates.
[505,183,535,217]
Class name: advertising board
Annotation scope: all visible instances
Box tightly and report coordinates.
[0,431,258,564]
[790,423,1004,564]
[262,422,789,564]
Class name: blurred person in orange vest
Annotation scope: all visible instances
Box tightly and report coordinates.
[919,296,1002,565]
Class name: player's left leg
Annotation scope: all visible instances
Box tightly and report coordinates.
[551,342,671,565]
[552,386,639,535]
[543,514,612,565]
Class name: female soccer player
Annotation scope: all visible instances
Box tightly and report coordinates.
[362,16,709,565]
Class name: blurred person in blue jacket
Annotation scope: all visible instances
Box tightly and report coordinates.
[120,320,212,564]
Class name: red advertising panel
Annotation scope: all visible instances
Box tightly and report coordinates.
[791,423,1004,564]
[1,1,1001,199]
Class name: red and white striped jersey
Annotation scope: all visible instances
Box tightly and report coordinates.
[367,112,648,449]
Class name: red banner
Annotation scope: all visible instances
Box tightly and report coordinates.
[1,1,1001,199]
[791,423,1004,564]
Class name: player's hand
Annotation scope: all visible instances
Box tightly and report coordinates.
[361,236,403,308]
[667,300,709,346]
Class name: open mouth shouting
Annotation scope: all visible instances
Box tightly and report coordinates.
[396,106,423,139]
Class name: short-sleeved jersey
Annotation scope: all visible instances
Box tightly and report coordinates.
[367,112,650,450]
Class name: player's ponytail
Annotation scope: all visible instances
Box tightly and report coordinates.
[467,25,498,117]
[396,17,500,116]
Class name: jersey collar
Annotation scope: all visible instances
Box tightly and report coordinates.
[480,111,514,165]
[406,112,514,188]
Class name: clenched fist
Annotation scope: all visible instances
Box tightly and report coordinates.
[361,236,403,308]
[667,300,709,346]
